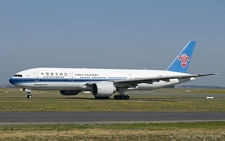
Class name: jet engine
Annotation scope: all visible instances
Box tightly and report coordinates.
[60,90,81,95]
[91,82,116,98]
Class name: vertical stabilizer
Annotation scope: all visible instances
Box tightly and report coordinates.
[167,41,196,73]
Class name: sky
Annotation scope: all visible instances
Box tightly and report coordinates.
[0,1,224,87]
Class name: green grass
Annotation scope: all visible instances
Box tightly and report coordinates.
[1,99,225,112]
[1,122,225,132]
[0,122,225,141]
[0,88,225,112]
[1,88,225,140]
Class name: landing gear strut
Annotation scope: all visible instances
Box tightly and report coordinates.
[23,88,32,99]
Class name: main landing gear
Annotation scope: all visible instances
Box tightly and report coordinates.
[114,90,130,100]
[95,96,110,99]
[114,94,130,100]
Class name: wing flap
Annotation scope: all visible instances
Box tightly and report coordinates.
[113,73,218,86]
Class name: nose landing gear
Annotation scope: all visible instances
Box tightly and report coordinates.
[23,88,32,99]
[26,92,32,99]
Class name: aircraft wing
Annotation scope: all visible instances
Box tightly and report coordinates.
[113,73,218,87]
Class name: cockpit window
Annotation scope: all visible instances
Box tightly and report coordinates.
[14,74,22,77]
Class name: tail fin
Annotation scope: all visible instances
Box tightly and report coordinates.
[167,41,196,73]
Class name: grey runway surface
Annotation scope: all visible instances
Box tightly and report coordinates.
[0,112,225,125]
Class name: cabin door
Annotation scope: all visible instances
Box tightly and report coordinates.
[69,73,74,81]
[34,73,40,81]
[128,74,133,79]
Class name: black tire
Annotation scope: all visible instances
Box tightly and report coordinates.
[114,95,129,100]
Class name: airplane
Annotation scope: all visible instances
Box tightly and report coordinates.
[9,41,217,100]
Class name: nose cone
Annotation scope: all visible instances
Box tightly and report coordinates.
[9,77,15,85]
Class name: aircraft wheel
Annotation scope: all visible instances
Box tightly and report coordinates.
[27,95,32,99]
[125,95,130,100]
[114,95,129,100]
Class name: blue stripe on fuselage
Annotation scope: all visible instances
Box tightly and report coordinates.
[9,78,116,85]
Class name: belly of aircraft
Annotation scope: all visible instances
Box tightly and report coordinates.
[17,82,85,90]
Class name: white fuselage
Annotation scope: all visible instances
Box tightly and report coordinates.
[9,67,193,91]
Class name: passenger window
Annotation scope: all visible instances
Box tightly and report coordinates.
[46,72,49,76]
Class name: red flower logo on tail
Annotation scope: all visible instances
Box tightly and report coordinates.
[178,54,190,68]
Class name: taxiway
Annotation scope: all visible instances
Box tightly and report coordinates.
[0,112,225,125]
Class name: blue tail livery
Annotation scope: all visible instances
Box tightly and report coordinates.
[167,41,196,73]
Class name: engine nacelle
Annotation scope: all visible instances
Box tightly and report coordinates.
[60,90,81,95]
[92,82,116,98]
